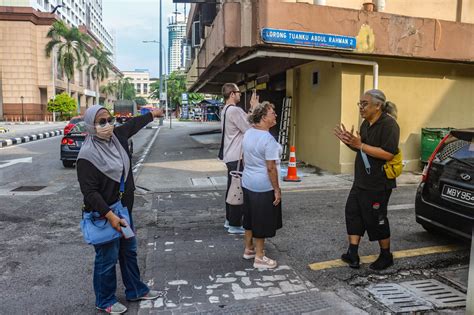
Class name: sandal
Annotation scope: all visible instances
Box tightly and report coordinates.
[253,256,277,269]
[243,248,256,260]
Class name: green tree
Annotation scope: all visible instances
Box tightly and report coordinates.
[116,77,136,100]
[47,92,77,120]
[150,72,205,109]
[100,81,117,98]
[87,45,113,104]
[134,97,148,106]
[45,20,90,95]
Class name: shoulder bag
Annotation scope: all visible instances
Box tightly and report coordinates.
[80,174,132,246]
[226,151,244,205]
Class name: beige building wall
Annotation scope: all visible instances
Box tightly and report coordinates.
[341,59,474,172]
[280,0,474,23]
[290,61,343,172]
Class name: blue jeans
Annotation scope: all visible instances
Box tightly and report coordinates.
[93,236,149,308]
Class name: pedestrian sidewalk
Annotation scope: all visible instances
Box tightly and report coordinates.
[0,122,66,148]
[136,121,421,193]
[135,122,369,314]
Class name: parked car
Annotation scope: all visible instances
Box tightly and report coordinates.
[415,128,474,239]
[60,121,87,168]
[60,118,134,168]
[64,116,83,135]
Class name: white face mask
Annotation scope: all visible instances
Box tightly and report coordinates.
[95,123,114,141]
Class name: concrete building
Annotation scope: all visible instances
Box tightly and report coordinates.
[0,0,115,57]
[122,69,159,106]
[0,6,121,121]
[185,0,474,174]
[168,11,187,74]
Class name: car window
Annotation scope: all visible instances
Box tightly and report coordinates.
[69,121,87,134]
[70,117,83,124]
[436,132,474,162]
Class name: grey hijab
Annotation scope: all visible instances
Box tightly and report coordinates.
[77,105,130,183]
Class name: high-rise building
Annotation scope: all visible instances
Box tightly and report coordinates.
[1,0,114,56]
[167,11,187,74]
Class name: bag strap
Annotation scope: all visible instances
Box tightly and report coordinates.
[219,106,229,155]
[360,150,371,175]
[119,173,125,199]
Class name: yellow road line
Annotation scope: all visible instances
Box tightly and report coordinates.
[308,244,467,271]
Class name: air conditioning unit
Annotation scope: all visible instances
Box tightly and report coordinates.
[192,21,201,48]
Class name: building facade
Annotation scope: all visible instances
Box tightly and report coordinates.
[168,12,187,74]
[122,70,159,106]
[185,0,474,174]
[0,6,120,121]
[0,0,115,56]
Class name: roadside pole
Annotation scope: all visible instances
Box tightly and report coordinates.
[467,227,474,314]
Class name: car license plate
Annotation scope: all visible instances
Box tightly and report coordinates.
[441,184,474,207]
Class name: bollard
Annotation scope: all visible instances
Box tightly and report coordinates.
[466,227,474,314]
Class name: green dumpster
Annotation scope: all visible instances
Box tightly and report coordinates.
[421,127,455,163]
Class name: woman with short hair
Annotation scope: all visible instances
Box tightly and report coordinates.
[241,101,283,269]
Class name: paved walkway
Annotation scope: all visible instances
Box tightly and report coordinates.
[135,122,374,314]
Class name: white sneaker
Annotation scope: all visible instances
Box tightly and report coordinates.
[96,302,127,314]
[228,226,245,234]
[253,256,277,269]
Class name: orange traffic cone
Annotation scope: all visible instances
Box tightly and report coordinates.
[284,146,301,182]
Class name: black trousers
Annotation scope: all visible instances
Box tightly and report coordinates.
[225,160,244,226]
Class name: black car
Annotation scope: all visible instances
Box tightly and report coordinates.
[415,128,474,239]
[60,120,134,168]
[60,121,87,168]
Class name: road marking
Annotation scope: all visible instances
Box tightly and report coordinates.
[388,203,414,211]
[0,157,32,169]
[308,244,467,271]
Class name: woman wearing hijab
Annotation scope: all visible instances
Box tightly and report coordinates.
[77,105,163,314]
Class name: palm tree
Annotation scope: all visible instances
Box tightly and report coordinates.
[115,77,136,100]
[100,81,117,99]
[45,20,90,95]
[87,46,113,104]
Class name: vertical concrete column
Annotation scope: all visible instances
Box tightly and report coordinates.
[240,0,253,47]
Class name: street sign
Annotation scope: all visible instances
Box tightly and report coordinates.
[160,92,167,100]
[181,93,188,101]
[261,28,356,51]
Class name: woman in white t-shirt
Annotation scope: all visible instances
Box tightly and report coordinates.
[241,101,282,269]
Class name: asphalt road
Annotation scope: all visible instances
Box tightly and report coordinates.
[0,127,158,315]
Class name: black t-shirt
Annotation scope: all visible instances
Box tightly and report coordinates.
[77,113,153,216]
[354,113,400,190]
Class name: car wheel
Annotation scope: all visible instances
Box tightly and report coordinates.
[62,160,75,168]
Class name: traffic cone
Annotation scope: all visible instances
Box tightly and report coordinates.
[284,146,301,182]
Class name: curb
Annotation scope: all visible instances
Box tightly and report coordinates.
[0,129,64,148]
[0,121,59,125]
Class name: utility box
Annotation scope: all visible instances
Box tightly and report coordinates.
[421,128,455,163]
[113,100,137,117]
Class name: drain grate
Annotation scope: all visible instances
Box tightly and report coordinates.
[11,186,46,192]
[400,279,466,309]
[366,283,433,313]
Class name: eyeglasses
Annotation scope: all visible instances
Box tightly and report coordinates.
[357,101,370,109]
[96,116,115,127]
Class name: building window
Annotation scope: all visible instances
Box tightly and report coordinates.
[143,83,148,94]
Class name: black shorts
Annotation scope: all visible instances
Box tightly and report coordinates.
[345,187,392,241]
[242,188,282,239]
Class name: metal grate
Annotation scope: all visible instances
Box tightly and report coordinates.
[400,279,466,309]
[366,283,433,313]
[11,186,46,192]
[438,140,468,161]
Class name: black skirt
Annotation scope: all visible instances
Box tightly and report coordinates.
[242,187,282,238]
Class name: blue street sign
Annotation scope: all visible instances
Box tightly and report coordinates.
[261,28,356,51]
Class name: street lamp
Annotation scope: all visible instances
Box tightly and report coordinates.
[142,40,168,119]
[20,96,24,122]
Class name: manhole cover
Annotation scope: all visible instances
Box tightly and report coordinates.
[11,186,46,192]
[400,279,466,308]
[366,283,433,313]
